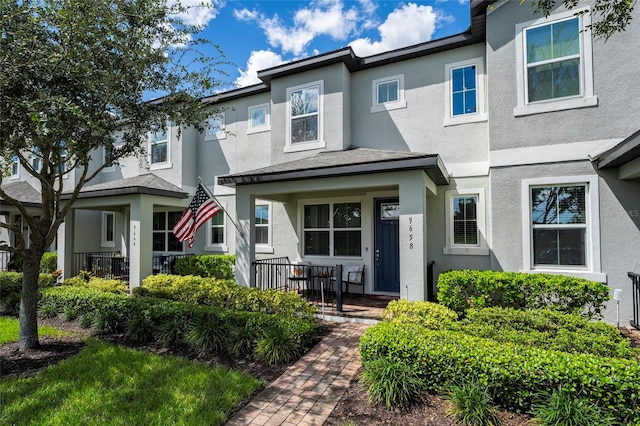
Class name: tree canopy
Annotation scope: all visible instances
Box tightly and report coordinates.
[0,0,224,350]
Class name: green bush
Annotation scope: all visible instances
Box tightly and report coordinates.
[39,252,58,273]
[382,300,457,330]
[532,387,616,426]
[174,254,235,279]
[0,272,56,313]
[256,324,303,365]
[137,274,316,318]
[446,380,502,426]
[459,307,638,359]
[360,321,640,424]
[360,356,424,408]
[437,270,609,319]
[63,276,128,294]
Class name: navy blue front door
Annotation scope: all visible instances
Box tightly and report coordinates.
[375,198,400,293]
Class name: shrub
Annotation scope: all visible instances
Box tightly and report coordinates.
[39,252,58,273]
[382,300,457,330]
[437,270,609,319]
[446,380,502,426]
[360,356,424,409]
[360,321,640,423]
[63,276,128,294]
[0,272,56,314]
[532,387,616,426]
[174,254,235,279]
[226,321,262,357]
[255,324,303,365]
[460,307,638,359]
[185,312,227,354]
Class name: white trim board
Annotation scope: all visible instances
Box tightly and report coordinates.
[490,139,622,168]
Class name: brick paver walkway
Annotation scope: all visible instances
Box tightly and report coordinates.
[226,322,369,426]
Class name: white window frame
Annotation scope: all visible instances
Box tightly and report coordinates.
[102,144,117,173]
[371,74,407,113]
[301,201,363,258]
[205,112,226,141]
[205,205,227,252]
[285,80,325,153]
[149,125,172,170]
[247,103,270,135]
[101,211,116,248]
[443,58,487,126]
[255,202,273,253]
[514,8,597,116]
[10,156,19,180]
[521,175,604,281]
[31,148,41,173]
[444,189,489,256]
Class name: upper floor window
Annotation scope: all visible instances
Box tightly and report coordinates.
[444,189,488,256]
[10,156,19,179]
[30,148,41,173]
[444,58,487,126]
[303,202,361,257]
[153,211,183,252]
[205,113,226,140]
[514,9,597,116]
[371,75,406,113]
[286,80,325,152]
[247,103,270,134]
[149,128,170,166]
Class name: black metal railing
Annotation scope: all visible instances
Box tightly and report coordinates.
[73,251,126,279]
[152,254,193,275]
[0,251,12,271]
[253,258,343,311]
[630,272,640,330]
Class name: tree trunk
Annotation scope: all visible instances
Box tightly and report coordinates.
[18,253,43,351]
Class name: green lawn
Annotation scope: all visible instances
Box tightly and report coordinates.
[0,339,263,425]
[0,317,67,345]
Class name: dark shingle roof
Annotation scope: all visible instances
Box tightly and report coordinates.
[62,174,188,200]
[597,129,640,169]
[0,181,42,207]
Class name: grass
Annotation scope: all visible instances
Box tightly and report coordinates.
[0,338,263,425]
[0,316,67,345]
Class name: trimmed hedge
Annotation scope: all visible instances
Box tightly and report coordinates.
[360,321,640,424]
[382,300,458,330]
[39,252,58,273]
[62,276,129,295]
[135,274,316,318]
[437,270,609,319]
[459,307,639,360]
[39,286,318,364]
[0,272,56,313]
[174,255,235,279]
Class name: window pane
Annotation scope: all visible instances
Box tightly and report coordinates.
[464,65,476,90]
[527,24,552,63]
[291,86,318,116]
[291,116,318,143]
[552,19,580,58]
[151,141,167,164]
[255,205,269,225]
[452,68,464,92]
[250,107,266,127]
[533,228,586,266]
[210,213,224,226]
[334,230,361,256]
[304,231,329,255]
[531,186,586,225]
[378,80,398,104]
[528,59,580,102]
[207,114,224,136]
[167,234,183,252]
[334,203,361,228]
[151,130,167,143]
[153,212,165,231]
[153,233,165,251]
[105,214,114,241]
[256,227,268,245]
[304,204,329,228]
[452,92,464,116]
[167,211,182,228]
[464,90,477,114]
[210,227,224,244]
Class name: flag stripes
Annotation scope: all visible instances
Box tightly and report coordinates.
[173,183,221,248]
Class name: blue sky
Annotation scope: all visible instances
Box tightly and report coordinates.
[178,0,472,89]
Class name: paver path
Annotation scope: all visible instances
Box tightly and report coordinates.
[226,322,369,426]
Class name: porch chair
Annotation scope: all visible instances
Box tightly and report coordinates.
[339,264,365,295]
[287,261,312,293]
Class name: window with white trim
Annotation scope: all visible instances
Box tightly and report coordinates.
[444,58,487,126]
[206,212,226,250]
[101,212,116,248]
[444,189,488,255]
[31,149,41,173]
[149,128,169,165]
[247,104,270,134]
[102,144,116,173]
[10,156,19,179]
[205,113,226,140]
[255,204,270,247]
[286,81,324,151]
[522,176,602,279]
[514,9,597,116]
[371,75,406,113]
[303,202,361,257]
[152,211,183,252]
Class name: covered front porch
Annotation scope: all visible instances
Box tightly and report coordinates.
[219,147,449,304]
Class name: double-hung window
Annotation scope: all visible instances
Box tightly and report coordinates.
[444,189,488,255]
[101,212,115,248]
[205,113,226,140]
[514,9,597,115]
[444,58,486,126]
[149,128,169,166]
[522,176,602,280]
[371,75,406,113]
[255,204,270,247]
[206,210,227,252]
[247,104,270,134]
[303,202,361,257]
[152,211,183,252]
[10,156,19,179]
[286,81,324,152]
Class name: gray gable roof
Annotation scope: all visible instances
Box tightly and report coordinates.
[62,174,188,200]
[597,129,640,169]
[0,181,42,207]
[218,147,449,187]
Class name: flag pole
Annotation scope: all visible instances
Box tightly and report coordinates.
[197,177,245,237]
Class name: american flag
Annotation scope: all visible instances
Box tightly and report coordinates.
[173,183,221,248]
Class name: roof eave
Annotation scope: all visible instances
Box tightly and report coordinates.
[61,187,188,200]
[597,129,640,169]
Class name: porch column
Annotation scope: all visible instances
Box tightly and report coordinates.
[58,211,74,280]
[128,196,153,289]
[398,171,429,301]
[235,188,256,287]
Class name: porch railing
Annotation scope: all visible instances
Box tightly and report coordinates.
[253,258,343,312]
[73,251,127,280]
[0,250,13,272]
[152,254,193,275]
[630,272,640,330]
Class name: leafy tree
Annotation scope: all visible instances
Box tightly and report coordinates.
[0,0,224,350]
[527,0,635,40]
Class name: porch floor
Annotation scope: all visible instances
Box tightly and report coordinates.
[310,294,397,324]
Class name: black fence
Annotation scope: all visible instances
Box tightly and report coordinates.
[73,251,127,279]
[254,258,343,311]
[630,272,640,330]
[152,254,193,275]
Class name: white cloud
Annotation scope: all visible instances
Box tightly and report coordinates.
[233,8,258,21]
[171,0,222,27]
[349,3,439,57]
[235,50,286,87]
